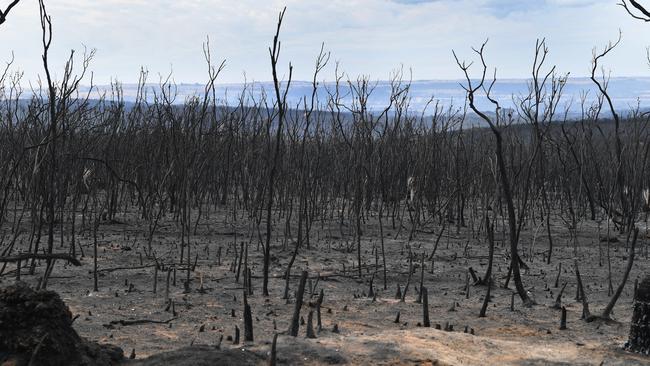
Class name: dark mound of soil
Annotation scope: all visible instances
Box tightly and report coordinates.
[131,346,264,366]
[0,282,123,366]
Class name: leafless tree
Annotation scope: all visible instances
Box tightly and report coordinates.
[263,7,292,296]
[453,41,535,307]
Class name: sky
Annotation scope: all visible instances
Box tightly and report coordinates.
[0,0,649,85]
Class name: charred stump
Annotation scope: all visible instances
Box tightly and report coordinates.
[288,271,308,337]
[422,286,430,327]
[243,293,253,342]
[625,276,650,355]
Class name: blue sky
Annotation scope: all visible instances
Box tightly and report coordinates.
[0,0,648,84]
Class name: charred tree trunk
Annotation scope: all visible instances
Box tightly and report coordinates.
[626,275,650,354]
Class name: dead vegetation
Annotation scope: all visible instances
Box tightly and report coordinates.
[0,1,650,365]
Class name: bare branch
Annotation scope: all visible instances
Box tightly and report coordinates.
[0,253,81,266]
[0,0,21,26]
[619,0,650,22]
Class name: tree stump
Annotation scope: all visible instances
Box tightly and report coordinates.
[626,276,650,355]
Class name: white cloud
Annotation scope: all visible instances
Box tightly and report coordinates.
[0,0,647,85]
[546,0,602,6]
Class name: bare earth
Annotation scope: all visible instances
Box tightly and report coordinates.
[2,207,649,365]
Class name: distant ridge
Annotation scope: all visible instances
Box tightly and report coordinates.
[72,77,650,118]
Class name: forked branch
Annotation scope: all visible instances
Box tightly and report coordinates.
[620,0,650,22]
[0,0,21,26]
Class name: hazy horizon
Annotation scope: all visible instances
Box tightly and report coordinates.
[52,76,650,116]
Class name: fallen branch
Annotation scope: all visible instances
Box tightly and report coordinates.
[0,253,81,266]
[97,264,157,273]
[103,317,176,329]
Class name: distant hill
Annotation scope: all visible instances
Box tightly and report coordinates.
[76,77,650,120]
